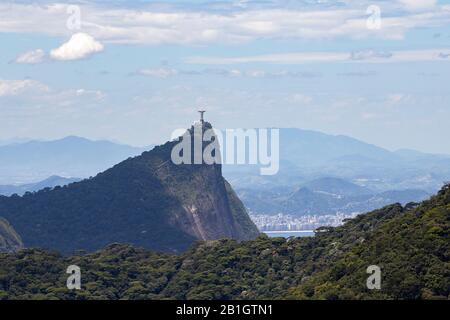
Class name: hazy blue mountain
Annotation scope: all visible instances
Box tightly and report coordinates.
[224,128,450,193]
[300,177,372,197]
[0,136,150,184]
[284,187,429,216]
[0,176,81,196]
[237,176,430,216]
[1,129,449,195]
[279,128,396,166]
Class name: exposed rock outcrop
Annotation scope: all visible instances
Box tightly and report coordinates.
[0,218,23,253]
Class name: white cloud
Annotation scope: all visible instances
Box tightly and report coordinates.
[50,33,104,61]
[75,88,106,100]
[0,79,49,96]
[136,67,320,79]
[0,78,104,101]
[398,0,437,12]
[137,68,178,78]
[186,49,450,65]
[245,70,265,78]
[186,52,349,64]
[350,50,392,61]
[14,33,104,64]
[0,78,106,118]
[0,2,449,45]
[15,49,46,64]
[386,93,414,105]
[228,69,242,77]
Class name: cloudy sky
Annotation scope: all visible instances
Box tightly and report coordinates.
[1,0,450,153]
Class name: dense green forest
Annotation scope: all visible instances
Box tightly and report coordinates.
[1,184,449,300]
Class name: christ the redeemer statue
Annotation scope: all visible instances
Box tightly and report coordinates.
[198,110,206,124]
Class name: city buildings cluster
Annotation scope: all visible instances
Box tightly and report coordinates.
[250,212,360,231]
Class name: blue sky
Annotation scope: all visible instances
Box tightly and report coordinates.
[0,0,450,153]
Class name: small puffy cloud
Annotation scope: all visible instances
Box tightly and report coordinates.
[386,93,414,105]
[50,33,104,61]
[228,69,242,77]
[350,50,393,61]
[0,79,49,97]
[137,68,178,78]
[245,70,265,77]
[14,33,105,64]
[75,88,106,101]
[15,49,46,64]
[0,79,104,101]
[388,94,405,103]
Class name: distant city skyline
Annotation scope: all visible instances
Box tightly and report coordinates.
[1,0,450,154]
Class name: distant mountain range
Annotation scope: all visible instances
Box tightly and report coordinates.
[0,129,448,219]
[0,136,149,184]
[237,177,430,216]
[0,122,259,254]
[0,176,81,196]
[1,130,449,192]
[224,128,450,193]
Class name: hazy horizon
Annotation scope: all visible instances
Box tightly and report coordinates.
[1,125,449,157]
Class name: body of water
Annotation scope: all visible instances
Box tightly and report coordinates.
[264,230,315,238]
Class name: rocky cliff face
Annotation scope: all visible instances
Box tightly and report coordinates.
[129,121,259,242]
[0,122,259,254]
[0,218,23,253]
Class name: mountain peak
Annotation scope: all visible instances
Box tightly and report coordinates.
[60,135,87,141]
[0,126,259,254]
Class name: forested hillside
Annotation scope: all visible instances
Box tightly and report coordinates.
[1,185,448,300]
[0,122,259,254]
